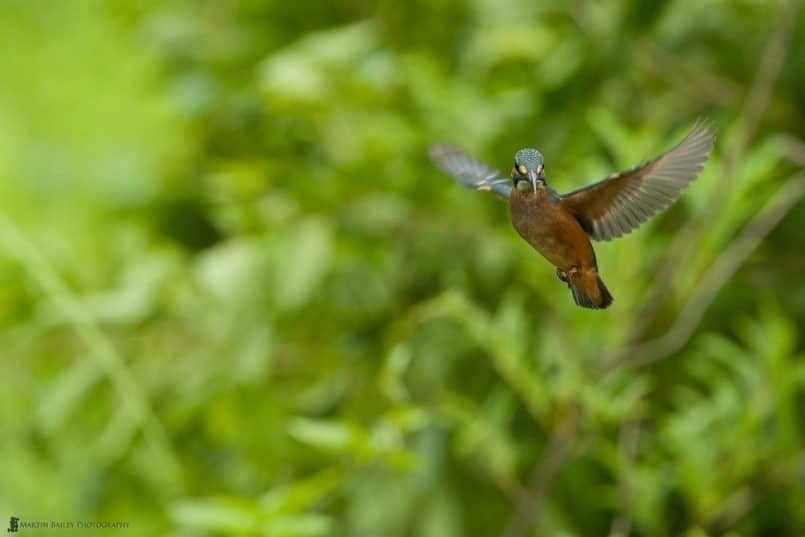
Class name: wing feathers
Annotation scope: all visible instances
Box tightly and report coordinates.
[560,120,715,241]
[429,144,512,200]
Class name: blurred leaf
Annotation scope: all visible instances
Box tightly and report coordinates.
[170,498,259,533]
[273,218,333,312]
[259,469,343,515]
[262,515,333,537]
[288,418,355,451]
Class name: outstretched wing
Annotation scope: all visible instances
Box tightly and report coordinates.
[429,144,512,200]
[559,120,715,241]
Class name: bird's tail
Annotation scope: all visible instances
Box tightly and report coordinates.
[569,269,613,310]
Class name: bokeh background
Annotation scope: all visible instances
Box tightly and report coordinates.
[1,1,804,536]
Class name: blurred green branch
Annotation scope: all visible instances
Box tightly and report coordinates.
[0,216,183,488]
[395,290,552,426]
[501,404,579,537]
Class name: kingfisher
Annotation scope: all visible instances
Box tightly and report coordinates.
[430,121,715,309]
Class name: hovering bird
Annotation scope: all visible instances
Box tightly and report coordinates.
[430,121,715,309]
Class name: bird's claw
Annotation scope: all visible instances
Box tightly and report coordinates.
[556,266,579,288]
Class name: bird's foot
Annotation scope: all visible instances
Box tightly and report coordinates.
[557,266,579,288]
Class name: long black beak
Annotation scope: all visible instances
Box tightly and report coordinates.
[527,170,537,193]
[527,167,542,193]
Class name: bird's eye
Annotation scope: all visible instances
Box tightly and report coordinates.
[516,179,531,192]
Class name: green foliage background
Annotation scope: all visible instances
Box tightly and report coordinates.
[1,1,804,535]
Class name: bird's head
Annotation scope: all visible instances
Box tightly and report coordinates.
[512,148,546,193]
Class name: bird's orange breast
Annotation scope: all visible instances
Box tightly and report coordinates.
[509,186,596,271]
